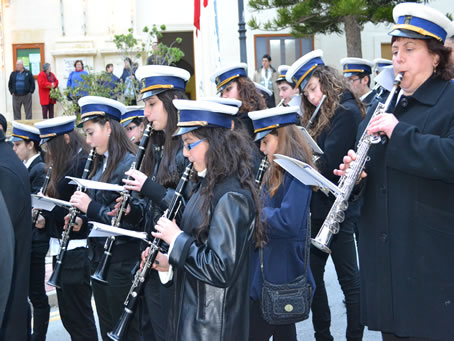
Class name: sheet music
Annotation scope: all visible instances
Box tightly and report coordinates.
[89,221,149,242]
[31,194,73,211]
[273,154,340,196]
[298,127,324,154]
[66,177,125,192]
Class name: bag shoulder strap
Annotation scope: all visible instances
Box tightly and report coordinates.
[260,208,311,280]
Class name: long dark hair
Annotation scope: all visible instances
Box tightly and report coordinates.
[301,65,365,140]
[235,77,266,113]
[190,126,266,248]
[141,89,188,188]
[45,130,89,198]
[88,117,137,182]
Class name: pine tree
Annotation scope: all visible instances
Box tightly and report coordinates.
[248,0,427,57]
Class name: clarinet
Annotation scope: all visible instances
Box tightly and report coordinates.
[47,148,95,288]
[91,122,153,284]
[32,165,53,225]
[255,156,269,188]
[107,163,193,341]
[311,72,403,253]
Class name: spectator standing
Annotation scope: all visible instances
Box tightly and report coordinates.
[66,60,88,101]
[104,63,120,97]
[8,60,36,120]
[37,63,59,119]
[254,54,279,106]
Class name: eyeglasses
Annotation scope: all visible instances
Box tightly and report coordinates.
[184,138,206,151]
[348,77,361,83]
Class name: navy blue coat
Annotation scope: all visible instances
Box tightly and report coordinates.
[357,75,454,340]
[311,91,363,221]
[250,172,315,301]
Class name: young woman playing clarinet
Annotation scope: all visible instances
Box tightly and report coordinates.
[286,50,365,340]
[34,116,98,341]
[115,65,190,341]
[146,99,265,341]
[68,96,146,341]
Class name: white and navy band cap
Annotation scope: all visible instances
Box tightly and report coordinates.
[121,105,145,127]
[210,63,248,92]
[248,106,299,141]
[254,82,273,97]
[135,65,190,102]
[373,58,393,73]
[286,50,324,91]
[11,122,40,143]
[389,3,454,43]
[340,57,374,78]
[199,97,242,108]
[172,99,238,136]
[35,116,76,144]
[276,65,294,85]
[77,96,126,127]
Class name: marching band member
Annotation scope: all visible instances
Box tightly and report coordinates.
[248,106,315,341]
[336,3,454,340]
[340,57,376,111]
[210,63,266,137]
[34,116,98,341]
[121,105,146,145]
[68,96,145,341]
[149,99,265,341]
[122,65,191,341]
[11,122,49,341]
[276,65,300,108]
[372,58,393,76]
[287,50,365,341]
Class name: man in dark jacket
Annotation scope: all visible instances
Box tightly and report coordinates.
[0,129,32,341]
[8,60,36,120]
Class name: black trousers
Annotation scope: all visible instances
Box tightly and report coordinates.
[29,242,50,341]
[382,332,430,341]
[140,270,170,341]
[249,299,297,341]
[54,248,98,341]
[91,258,140,341]
[310,218,363,341]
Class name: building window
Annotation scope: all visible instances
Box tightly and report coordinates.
[254,34,313,70]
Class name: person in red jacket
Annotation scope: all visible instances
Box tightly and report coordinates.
[37,63,59,119]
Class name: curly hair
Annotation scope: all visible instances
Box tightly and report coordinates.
[189,126,266,248]
[235,77,266,113]
[300,65,365,140]
[265,125,314,197]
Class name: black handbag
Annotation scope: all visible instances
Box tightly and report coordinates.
[260,217,313,325]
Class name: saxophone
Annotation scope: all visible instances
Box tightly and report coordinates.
[47,148,95,288]
[107,163,193,341]
[91,122,153,284]
[311,72,403,253]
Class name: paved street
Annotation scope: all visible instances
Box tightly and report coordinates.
[45,256,381,340]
